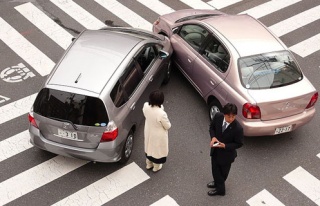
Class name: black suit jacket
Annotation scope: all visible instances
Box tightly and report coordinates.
[209,112,244,165]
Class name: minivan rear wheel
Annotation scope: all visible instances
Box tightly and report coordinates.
[209,100,222,122]
[119,131,134,163]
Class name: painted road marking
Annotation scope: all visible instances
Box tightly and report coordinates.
[0,130,32,162]
[95,0,152,31]
[246,189,285,206]
[52,162,149,206]
[239,0,301,19]
[290,33,320,57]
[0,156,88,205]
[179,0,214,9]
[50,0,105,30]
[15,2,73,50]
[208,0,242,9]
[0,18,54,76]
[0,95,10,104]
[150,195,179,206]
[283,166,320,205]
[269,5,320,37]
[0,93,37,125]
[137,0,175,16]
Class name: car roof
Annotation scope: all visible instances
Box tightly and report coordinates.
[47,29,143,94]
[202,15,285,57]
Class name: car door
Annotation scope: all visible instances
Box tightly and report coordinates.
[170,24,209,77]
[191,35,230,97]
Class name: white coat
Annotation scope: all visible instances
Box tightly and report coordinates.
[143,102,171,159]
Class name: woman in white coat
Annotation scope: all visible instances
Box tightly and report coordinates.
[143,90,171,172]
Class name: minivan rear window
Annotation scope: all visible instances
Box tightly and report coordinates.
[239,51,302,89]
[33,88,108,126]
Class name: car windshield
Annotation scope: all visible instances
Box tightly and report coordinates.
[238,51,302,89]
[33,88,109,126]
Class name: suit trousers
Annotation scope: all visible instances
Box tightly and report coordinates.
[211,157,231,194]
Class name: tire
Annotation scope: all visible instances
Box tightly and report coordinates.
[119,131,134,163]
[162,60,171,85]
[209,100,222,122]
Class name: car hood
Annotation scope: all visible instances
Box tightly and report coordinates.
[247,79,316,121]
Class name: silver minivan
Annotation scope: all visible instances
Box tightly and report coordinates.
[28,27,172,163]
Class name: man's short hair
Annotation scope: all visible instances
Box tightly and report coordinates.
[223,103,237,115]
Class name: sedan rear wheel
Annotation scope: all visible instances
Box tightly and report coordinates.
[209,100,222,122]
[119,131,134,163]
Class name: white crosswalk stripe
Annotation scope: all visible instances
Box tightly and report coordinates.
[246,189,285,206]
[283,166,320,205]
[95,0,152,31]
[0,156,88,205]
[239,0,302,19]
[0,18,55,76]
[0,130,32,162]
[52,162,149,206]
[15,2,73,50]
[0,0,320,205]
[137,0,175,16]
[207,0,242,9]
[50,0,105,30]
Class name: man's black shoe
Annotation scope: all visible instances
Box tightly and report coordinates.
[207,181,216,188]
[208,190,225,196]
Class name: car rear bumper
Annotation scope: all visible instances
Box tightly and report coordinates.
[240,108,316,136]
[29,126,123,163]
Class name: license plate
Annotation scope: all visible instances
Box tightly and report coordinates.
[58,128,78,140]
[275,125,292,134]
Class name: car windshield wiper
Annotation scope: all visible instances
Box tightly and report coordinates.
[47,116,78,130]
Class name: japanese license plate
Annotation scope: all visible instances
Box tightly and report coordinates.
[58,128,78,140]
[274,125,292,134]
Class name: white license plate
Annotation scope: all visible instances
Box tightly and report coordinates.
[275,125,292,134]
[58,128,78,140]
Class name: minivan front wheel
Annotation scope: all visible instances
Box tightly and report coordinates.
[209,100,222,122]
[119,131,134,163]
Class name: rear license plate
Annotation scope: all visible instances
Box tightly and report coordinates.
[58,128,78,140]
[275,125,292,134]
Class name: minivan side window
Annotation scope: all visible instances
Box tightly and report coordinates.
[179,24,209,51]
[202,36,230,72]
[111,61,143,107]
[136,45,158,73]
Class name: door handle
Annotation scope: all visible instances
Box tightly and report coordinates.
[187,58,191,63]
[210,80,216,86]
[149,75,154,82]
[130,102,136,110]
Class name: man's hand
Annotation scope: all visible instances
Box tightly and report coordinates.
[210,137,219,147]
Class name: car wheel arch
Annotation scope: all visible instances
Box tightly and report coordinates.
[207,97,222,121]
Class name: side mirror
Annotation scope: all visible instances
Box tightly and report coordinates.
[71,37,76,41]
[159,50,169,59]
[172,27,179,34]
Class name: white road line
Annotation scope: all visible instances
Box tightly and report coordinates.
[52,162,149,206]
[0,95,10,104]
[269,5,320,37]
[0,93,37,124]
[150,195,179,206]
[207,0,242,9]
[283,166,320,205]
[179,0,214,9]
[50,0,105,30]
[0,156,88,205]
[95,0,152,31]
[0,18,54,76]
[290,33,320,57]
[15,2,73,50]
[239,0,301,19]
[317,153,320,159]
[246,189,285,206]
[137,0,175,16]
[0,130,33,162]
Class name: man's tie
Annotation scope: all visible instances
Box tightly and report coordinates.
[222,122,227,132]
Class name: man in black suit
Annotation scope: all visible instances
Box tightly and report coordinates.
[207,103,244,196]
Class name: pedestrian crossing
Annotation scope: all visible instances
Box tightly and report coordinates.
[0,0,320,205]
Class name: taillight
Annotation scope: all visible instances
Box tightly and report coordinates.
[153,18,160,26]
[100,121,118,142]
[242,103,261,119]
[306,92,318,109]
[28,112,38,128]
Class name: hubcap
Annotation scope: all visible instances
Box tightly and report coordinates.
[124,134,133,158]
[210,105,220,121]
